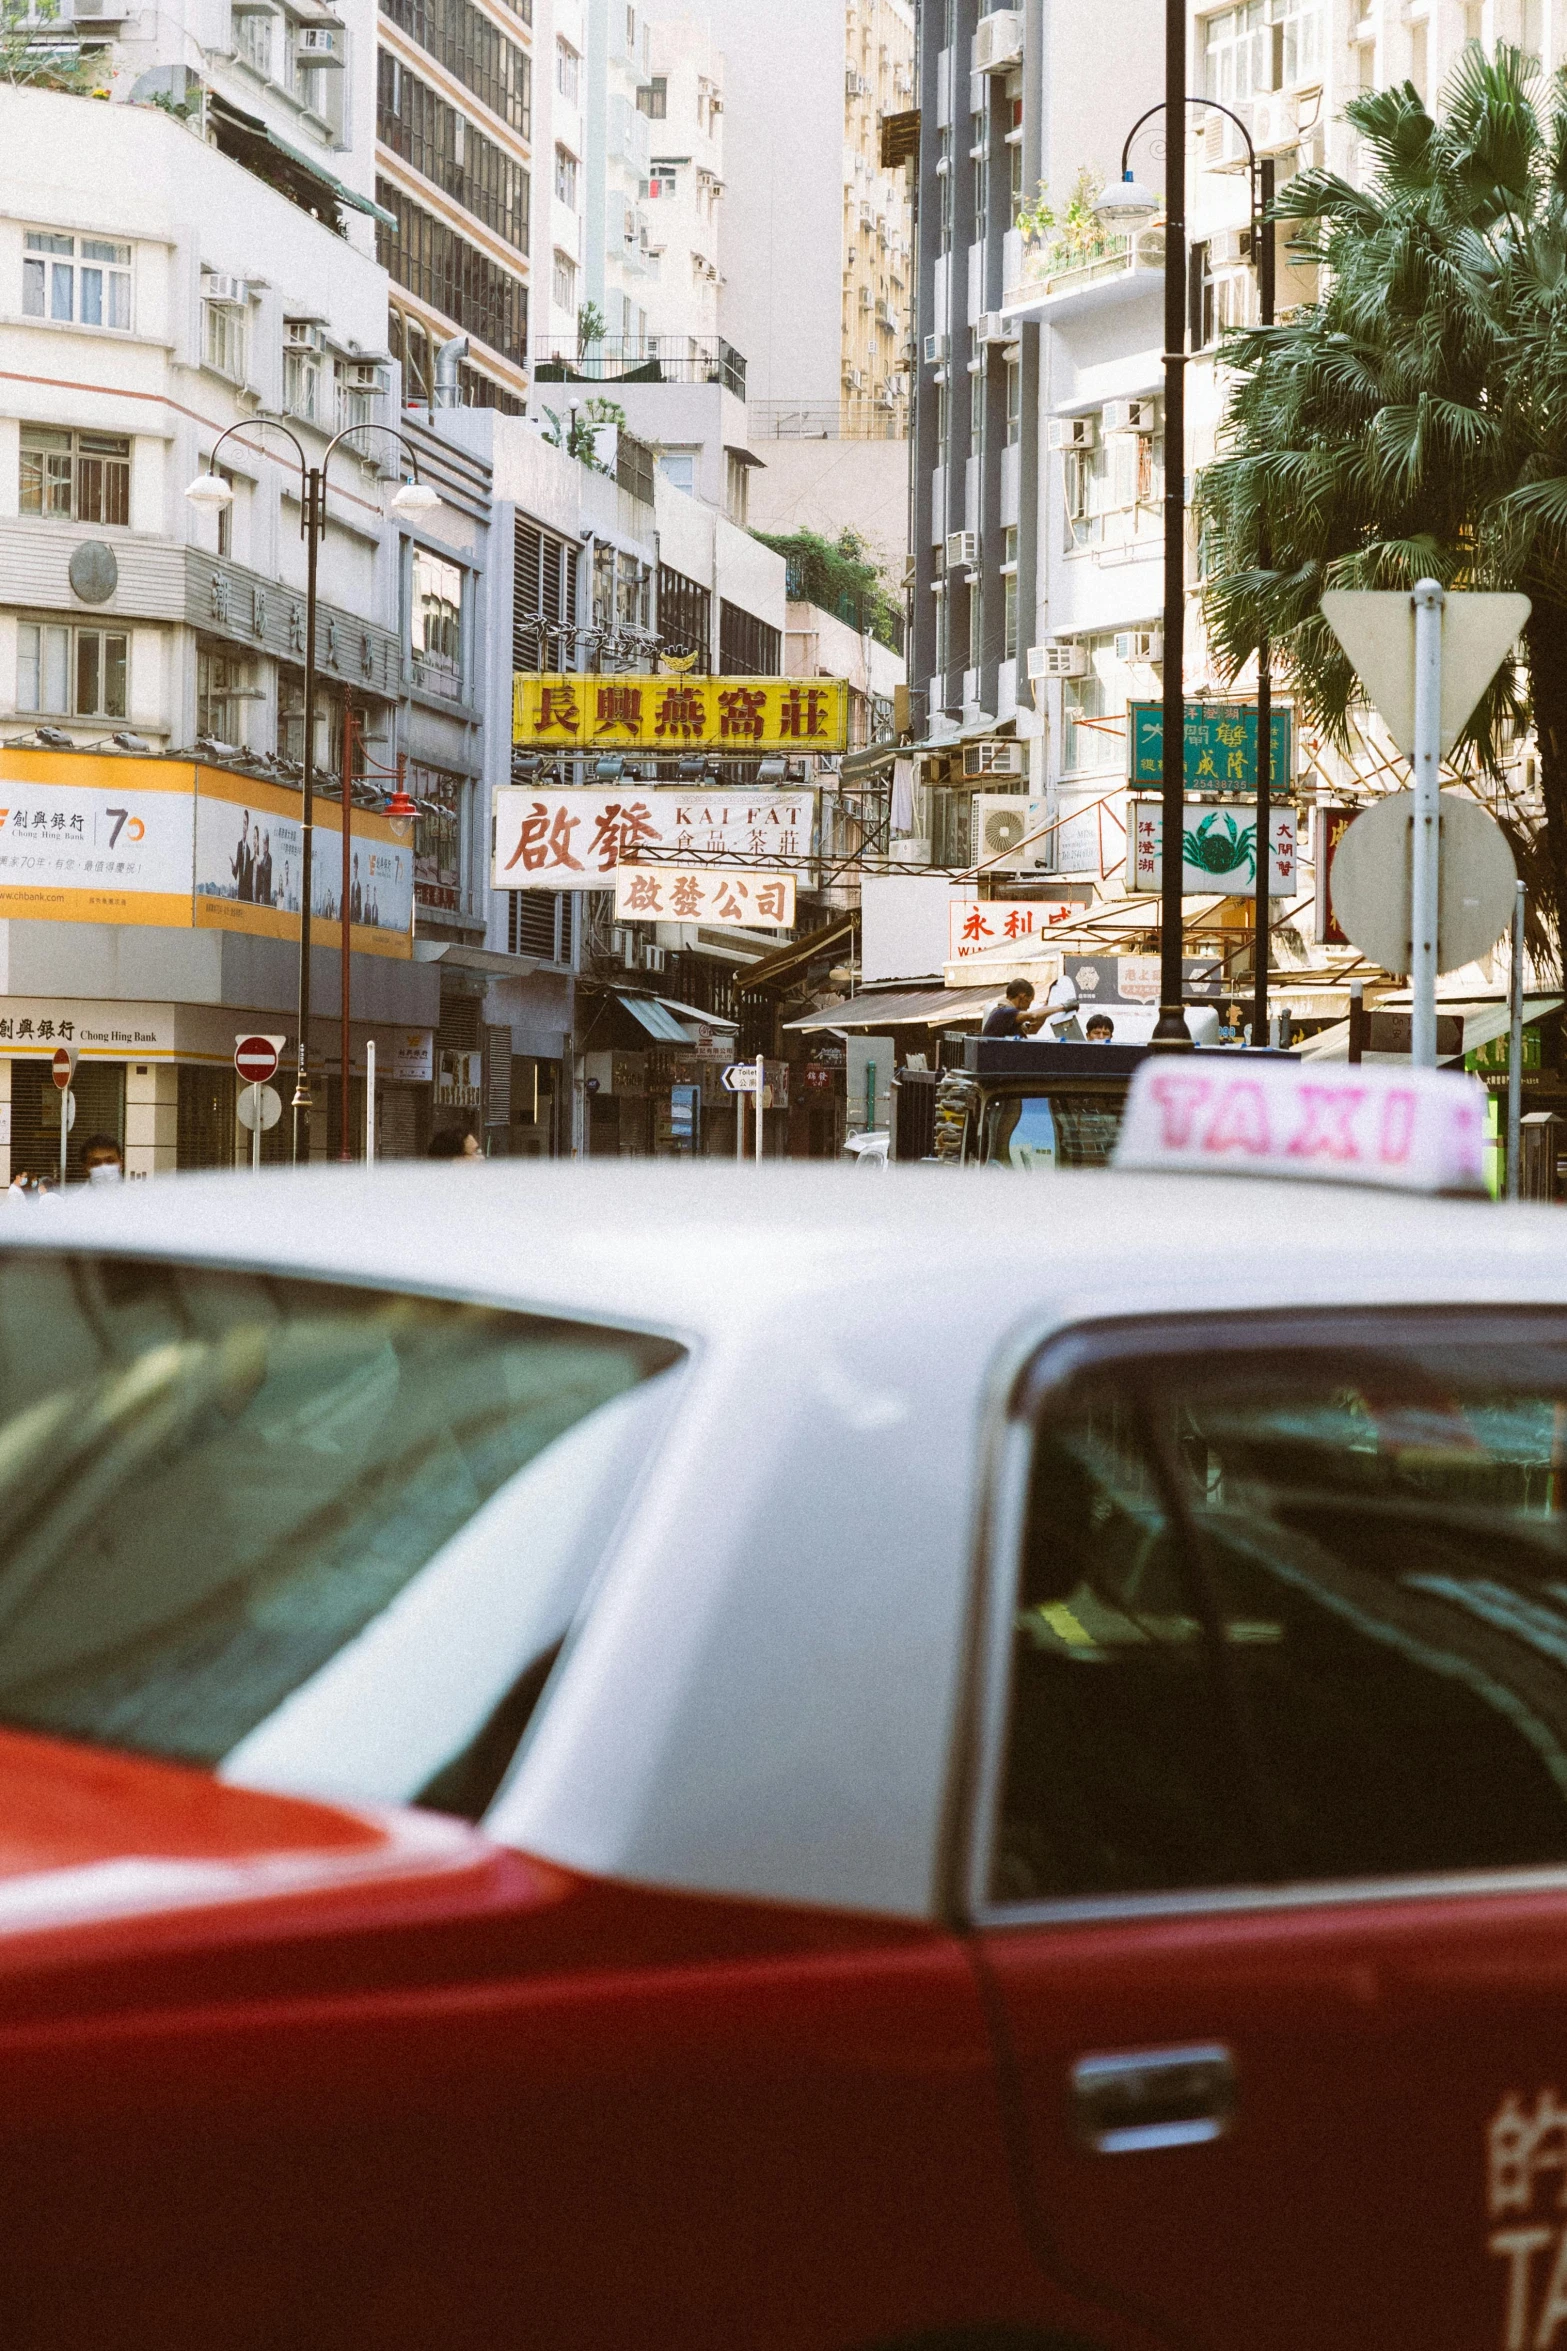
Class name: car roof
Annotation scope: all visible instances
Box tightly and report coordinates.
[12,1164,1567,1924]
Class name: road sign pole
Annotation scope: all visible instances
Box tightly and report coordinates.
[754,1052,764,1165]
[1508,878,1526,1200]
[251,1085,261,1173]
[1410,578,1445,1068]
[366,1038,376,1165]
[59,1092,67,1190]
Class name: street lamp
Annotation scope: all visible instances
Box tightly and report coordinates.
[186,422,440,1162]
[1098,49,1277,1050]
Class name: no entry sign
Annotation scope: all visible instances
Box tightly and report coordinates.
[235,1035,282,1085]
[51,1046,76,1091]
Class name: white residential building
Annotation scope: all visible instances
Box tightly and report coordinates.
[639,15,725,349]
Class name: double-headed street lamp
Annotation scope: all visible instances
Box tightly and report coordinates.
[187,422,438,1161]
[1098,46,1278,1051]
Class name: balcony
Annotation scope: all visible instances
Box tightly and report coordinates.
[1002,226,1166,325]
[534,334,746,400]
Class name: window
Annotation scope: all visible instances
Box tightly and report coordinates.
[718,599,781,676]
[411,761,466,911]
[1062,635,1124,773]
[378,0,531,134]
[23,230,131,331]
[724,450,750,525]
[1522,0,1544,61]
[556,36,579,101]
[413,547,464,695]
[196,642,254,745]
[656,562,710,663]
[1006,357,1021,447]
[555,145,578,207]
[1201,0,1267,102]
[991,1318,1567,1906]
[237,9,271,74]
[1003,525,1019,659]
[1409,18,1428,98]
[0,1251,678,1818]
[283,345,322,423]
[637,74,667,117]
[376,182,529,365]
[377,53,530,251]
[967,576,981,670]
[20,428,130,526]
[1271,0,1323,87]
[981,1092,1122,1171]
[658,449,696,494]
[938,128,952,256]
[18,623,127,720]
[552,249,577,310]
[202,291,247,381]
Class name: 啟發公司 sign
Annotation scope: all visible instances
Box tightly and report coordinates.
[512,674,849,754]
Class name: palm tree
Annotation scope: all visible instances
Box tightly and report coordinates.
[1198,43,1567,946]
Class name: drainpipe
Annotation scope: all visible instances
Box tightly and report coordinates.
[433,333,469,409]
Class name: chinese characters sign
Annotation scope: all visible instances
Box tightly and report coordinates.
[948,900,1077,961]
[492,788,813,891]
[1129,701,1294,793]
[613,865,796,927]
[1126,796,1297,899]
[512,674,849,753]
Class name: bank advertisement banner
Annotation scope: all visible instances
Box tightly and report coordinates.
[0,755,193,926]
[194,769,413,958]
[493,788,814,890]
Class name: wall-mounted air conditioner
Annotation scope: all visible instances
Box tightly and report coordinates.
[284,319,326,353]
[945,530,978,569]
[202,274,249,307]
[345,360,390,389]
[1048,414,1097,451]
[1114,628,1163,662]
[975,311,1019,346]
[1102,395,1160,434]
[1251,91,1298,152]
[1202,108,1249,169]
[1207,227,1253,270]
[924,332,949,366]
[972,792,1047,869]
[297,24,343,60]
[974,10,1023,72]
[963,738,1024,780]
[1028,642,1087,680]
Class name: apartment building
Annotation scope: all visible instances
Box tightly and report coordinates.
[375,0,534,412]
[639,15,725,349]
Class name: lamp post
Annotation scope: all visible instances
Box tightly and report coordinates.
[187,422,439,1162]
[1098,67,1275,1052]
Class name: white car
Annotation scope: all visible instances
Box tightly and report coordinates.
[0,1058,1561,2351]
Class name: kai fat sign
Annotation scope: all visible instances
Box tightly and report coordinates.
[1114,1060,1489,1196]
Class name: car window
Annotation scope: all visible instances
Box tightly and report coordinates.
[0,1252,681,1816]
[991,1322,1567,1906]
[982,1092,1124,1171]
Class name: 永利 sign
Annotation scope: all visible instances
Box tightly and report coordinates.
[948,900,1077,960]
[1129,701,1294,793]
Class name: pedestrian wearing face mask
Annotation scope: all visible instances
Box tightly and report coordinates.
[80,1135,124,1185]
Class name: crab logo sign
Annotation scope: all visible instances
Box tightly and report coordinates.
[1126,796,1297,899]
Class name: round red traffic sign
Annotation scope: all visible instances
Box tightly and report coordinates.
[235,1035,280,1085]
[50,1047,73,1091]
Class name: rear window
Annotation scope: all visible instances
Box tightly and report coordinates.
[981,1093,1123,1170]
[0,1252,681,1818]
[992,1317,1567,1905]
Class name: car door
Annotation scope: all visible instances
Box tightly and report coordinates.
[967,1308,1567,2351]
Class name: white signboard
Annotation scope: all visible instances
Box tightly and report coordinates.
[614,865,795,927]
[948,899,1078,960]
[393,1031,434,1083]
[492,789,813,891]
[195,797,414,943]
[1127,798,1298,899]
[0,771,192,924]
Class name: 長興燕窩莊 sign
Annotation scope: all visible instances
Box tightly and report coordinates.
[513,674,848,754]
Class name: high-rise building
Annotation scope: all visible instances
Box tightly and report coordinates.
[376,0,536,410]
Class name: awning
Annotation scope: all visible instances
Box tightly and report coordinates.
[654,994,736,1033]
[736,909,856,993]
[617,995,697,1044]
[209,95,398,228]
[838,741,901,786]
[1301,996,1563,1062]
[784,983,997,1034]
[724,442,766,470]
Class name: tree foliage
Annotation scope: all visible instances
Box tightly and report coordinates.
[1198,42,1567,948]
[753,526,903,652]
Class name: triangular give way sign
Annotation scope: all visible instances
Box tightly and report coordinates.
[1321,589,1531,755]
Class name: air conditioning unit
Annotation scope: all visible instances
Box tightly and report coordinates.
[1114,628,1164,662]
[945,530,978,569]
[1251,92,1297,152]
[643,944,666,974]
[345,359,390,389]
[963,738,1024,780]
[974,10,1023,72]
[975,311,1019,346]
[1102,395,1160,435]
[973,792,1046,869]
[1028,641,1087,680]
[202,274,248,307]
[1296,124,1326,172]
[1048,414,1097,451]
[1207,227,1253,269]
[284,319,325,353]
[296,23,342,58]
[845,366,865,389]
[1202,108,1249,169]
[923,332,949,366]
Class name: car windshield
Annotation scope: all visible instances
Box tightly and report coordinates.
[996,1318,1567,1902]
[983,1092,1124,1169]
[0,1252,681,1819]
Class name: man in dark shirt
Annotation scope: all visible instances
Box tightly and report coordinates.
[982,979,1046,1038]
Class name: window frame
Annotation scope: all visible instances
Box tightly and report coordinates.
[961,1303,1567,1931]
[17,619,130,720]
[19,426,132,528]
[22,228,133,334]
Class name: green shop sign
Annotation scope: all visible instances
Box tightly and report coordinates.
[1129,701,1294,793]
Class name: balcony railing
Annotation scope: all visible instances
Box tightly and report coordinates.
[534,334,746,400]
[1012,226,1166,307]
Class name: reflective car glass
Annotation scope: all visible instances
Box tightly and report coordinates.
[0,1253,680,1813]
[993,1323,1567,1904]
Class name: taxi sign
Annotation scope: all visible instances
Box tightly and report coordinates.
[1113,1059,1489,1195]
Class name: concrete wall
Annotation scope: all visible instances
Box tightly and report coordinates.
[747,436,911,579]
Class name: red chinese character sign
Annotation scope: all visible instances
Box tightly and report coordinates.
[492,789,814,891]
[1125,796,1297,899]
[511,675,849,753]
[613,865,796,928]
[947,899,1078,961]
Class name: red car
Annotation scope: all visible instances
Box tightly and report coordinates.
[0,1075,1563,2350]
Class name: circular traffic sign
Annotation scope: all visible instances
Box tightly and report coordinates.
[235,1035,280,1085]
[236,1083,282,1133]
[1330,791,1517,975]
[51,1047,73,1091]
